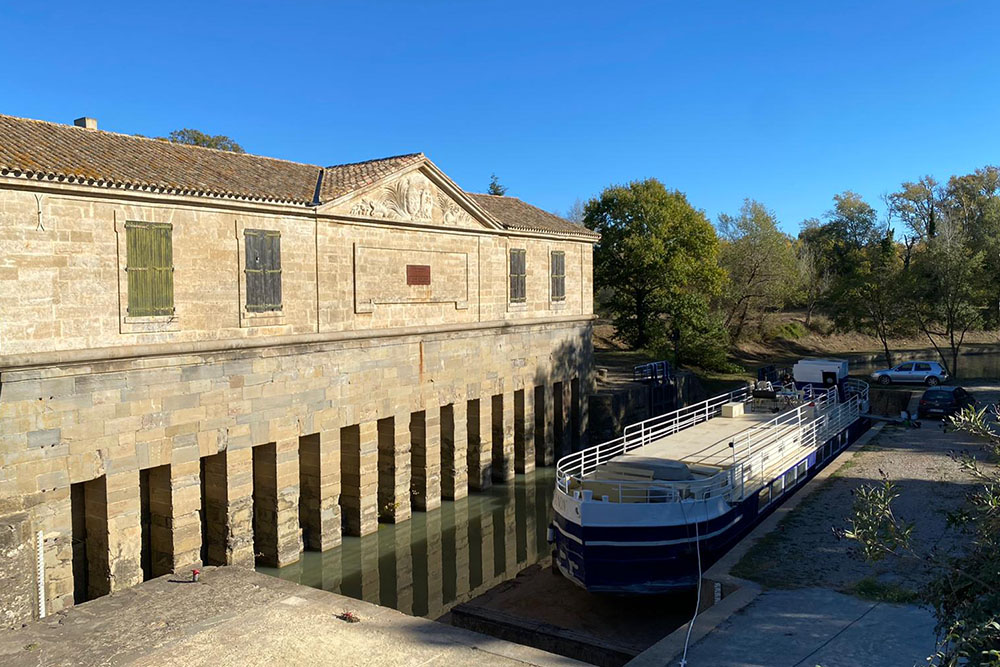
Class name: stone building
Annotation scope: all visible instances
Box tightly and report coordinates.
[0,114,597,625]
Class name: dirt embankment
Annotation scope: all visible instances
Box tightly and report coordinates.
[594,317,1000,368]
[735,329,1000,366]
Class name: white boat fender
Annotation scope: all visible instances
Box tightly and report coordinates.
[546,524,554,544]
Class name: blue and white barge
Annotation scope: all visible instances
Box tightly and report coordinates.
[550,360,870,593]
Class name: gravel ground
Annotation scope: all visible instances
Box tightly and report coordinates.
[732,383,1000,597]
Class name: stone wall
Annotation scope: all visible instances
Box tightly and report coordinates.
[0,174,592,359]
[0,513,35,629]
[0,319,592,619]
[0,172,595,623]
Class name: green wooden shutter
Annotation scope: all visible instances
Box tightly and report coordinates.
[245,229,281,312]
[126,222,173,317]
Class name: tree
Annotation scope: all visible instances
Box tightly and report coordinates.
[584,179,724,354]
[908,222,986,378]
[887,176,942,242]
[841,406,1000,666]
[565,198,585,224]
[841,231,909,366]
[794,233,833,327]
[487,173,507,196]
[808,192,888,328]
[943,167,1000,327]
[166,129,245,153]
[716,199,797,342]
[826,190,883,251]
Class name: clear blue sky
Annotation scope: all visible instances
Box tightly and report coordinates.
[3,1,998,233]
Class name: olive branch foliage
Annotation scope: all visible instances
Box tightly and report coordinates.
[838,405,1000,666]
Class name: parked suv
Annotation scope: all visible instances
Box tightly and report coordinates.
[870,361,949,386]
[917,386,976,419]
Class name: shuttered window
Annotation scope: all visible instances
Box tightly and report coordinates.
[550,251,566,301]
[126,221,174,317]
[509,249,526,303]
[244,229,282,312]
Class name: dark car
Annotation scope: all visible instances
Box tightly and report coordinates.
[917,386,976,419]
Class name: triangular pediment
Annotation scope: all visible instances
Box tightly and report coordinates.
[319,161,501,231]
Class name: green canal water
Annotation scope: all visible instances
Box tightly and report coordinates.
[257,467,555,619]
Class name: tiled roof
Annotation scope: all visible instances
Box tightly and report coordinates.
[0,114,321,204]
[320,153,424,201]
[0,113,597,239]
[468,193,598,239]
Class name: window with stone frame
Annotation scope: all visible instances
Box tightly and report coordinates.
[550,250,566,301]
[125,221,174,317]
[509,248,527,303]
[244,229,282,312]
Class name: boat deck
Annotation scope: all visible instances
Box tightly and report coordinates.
[589,405,809,484]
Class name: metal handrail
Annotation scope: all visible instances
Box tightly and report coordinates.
[556,381,868,505]
[555,387,750,489]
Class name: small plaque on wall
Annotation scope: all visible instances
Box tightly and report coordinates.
[406,264,431,285]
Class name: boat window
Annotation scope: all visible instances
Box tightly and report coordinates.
[758,486,771,511]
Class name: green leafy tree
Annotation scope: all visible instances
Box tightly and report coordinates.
[794,219,835,325]
[943,167,1000,327]
[716,199,797,342]
[887,176,942,243]
[166,128,245,153]
[907,226,986,378]
[809,192,887,328]
[826,190,883,251]
[840,231,910,366]
[583,179,724,357]
[794,241,832,327]
[487,173,507,196]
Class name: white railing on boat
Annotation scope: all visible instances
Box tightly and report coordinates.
[555,379,869,505]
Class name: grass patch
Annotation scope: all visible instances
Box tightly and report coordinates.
[731,479,836,587]
[769,320,808,341]
[730,528,795,586]
[831,454,859,477]
[845,576,921,604]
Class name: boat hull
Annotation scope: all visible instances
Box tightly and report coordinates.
[551,417,870,593]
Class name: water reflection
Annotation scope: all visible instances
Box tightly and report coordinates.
[258,467,554,619]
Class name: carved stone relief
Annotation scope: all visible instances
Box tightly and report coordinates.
[438,192,475,227]
[344,172,483,228]
[350,176,434,222]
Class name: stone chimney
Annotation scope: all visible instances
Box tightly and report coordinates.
[73,117,98,130]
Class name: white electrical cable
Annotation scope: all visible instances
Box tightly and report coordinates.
[678,501,703,667]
